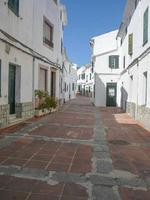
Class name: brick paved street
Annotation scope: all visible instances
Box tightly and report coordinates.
[0,96,150,200]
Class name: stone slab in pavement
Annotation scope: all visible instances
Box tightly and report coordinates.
[0,96,150,200]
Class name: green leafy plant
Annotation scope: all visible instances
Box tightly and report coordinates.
[35,90,57,110]
[45,96,57,110]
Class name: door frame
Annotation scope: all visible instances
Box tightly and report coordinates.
[106,82,117,107]
[8,63,16,114]
[51,69,56,97]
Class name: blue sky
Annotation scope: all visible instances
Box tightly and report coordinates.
[61,0,126,66]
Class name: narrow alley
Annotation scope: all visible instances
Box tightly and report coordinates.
[0,96,150,200]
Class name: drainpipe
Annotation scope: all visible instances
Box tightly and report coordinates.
[32,57,35,109]
[32,0,35,111]
[135,61,139,120]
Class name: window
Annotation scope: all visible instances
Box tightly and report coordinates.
[135,0,138,9]
[81,73,85,80]
[90,73,92,80]
[43,18,54,48]
[109,55,119,69]
[123,56,126,69]
[89,86,91,93]
[0,60,1,97]
[64,83,67,92]
[8,0,19,16]
[39,68,47,91]
[61,39,63,54]
[143,72,147,105]
[53,0,57,4]
[128,33,133,55]
[143,7,149,45]
[86,75,88,82]
[72,83,75,91]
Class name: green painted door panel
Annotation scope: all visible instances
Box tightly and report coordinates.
[106,83,117,107]
[8,64,16,114]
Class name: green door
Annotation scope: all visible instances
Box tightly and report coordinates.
[8,64,16,114]
[106,83,117,107]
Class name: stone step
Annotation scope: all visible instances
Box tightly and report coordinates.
[8,115,23,125]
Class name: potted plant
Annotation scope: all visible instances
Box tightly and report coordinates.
[34,90,58,117]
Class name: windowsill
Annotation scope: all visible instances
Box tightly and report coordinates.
[43,42,54,51]
[143,40,148,47]
[8,4,19,17]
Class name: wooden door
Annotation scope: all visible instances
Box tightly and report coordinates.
[106,83,117,107]
[8,64,16,114]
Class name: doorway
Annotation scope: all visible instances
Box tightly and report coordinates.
[106,83,117,107]
[51,71,56,97]
[8,64,16,114]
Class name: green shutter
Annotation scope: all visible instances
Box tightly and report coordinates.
[109,56,113,68]
[115,56,119,69]
[109,56,119,69]
[8,0,19,16]
[143,7,149,45]
[128,33,133,55]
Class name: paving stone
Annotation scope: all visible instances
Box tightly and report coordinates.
[0,96,150,200]
[93,151,111,159]
[92,185,119,200]
[93,145,110,153]
[90,175,116,186]
[116,177,147,188]
[96,160,113,173]
[52,172,87,183]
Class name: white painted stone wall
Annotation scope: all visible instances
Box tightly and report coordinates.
[91,30,122,107]
[63,50,77,102]
[91,0,150,128]
[118,0,150,109]
[77,66,86,95]
[0,0,67,107]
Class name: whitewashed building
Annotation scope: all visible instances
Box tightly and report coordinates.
[117,0,150,128]
[62,49,77,102]
[91,0,150,128]
[77,66,86,95]
[90,30,122,107]
[0,0,67,128]
[77,64,94,97]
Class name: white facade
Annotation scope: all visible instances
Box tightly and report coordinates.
[62,50,77,102]
[91,30,122,107]
[77,64,94,97]
[118,0,150,128]
[77,66,86,95]
[0,0,67,127]
[91,0,150,128]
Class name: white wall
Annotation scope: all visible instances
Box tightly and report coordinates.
[0,0,67,107]
[118,0,150,109]
[92,30,118,56]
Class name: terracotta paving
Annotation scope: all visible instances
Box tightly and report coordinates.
[0,97,93,200]
[30,125,94,140]
[100,107,150,199]
[0,97,150,199]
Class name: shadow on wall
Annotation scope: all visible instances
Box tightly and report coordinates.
[120,86,128,111]
[95,73,106,106]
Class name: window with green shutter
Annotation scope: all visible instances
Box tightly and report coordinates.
[0,60,1,97]
[143,7,149,45]
[109,56,119,69]
[8,0,19,16]
[128,33,133,56]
